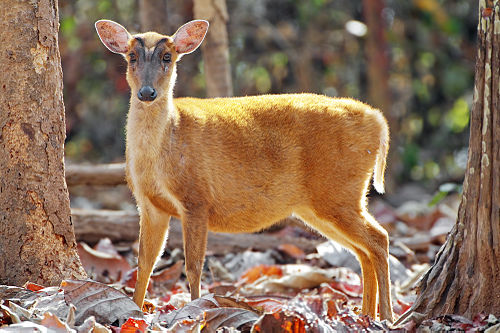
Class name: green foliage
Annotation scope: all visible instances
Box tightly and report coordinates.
[429,182,462,206]
[445,98,470,133]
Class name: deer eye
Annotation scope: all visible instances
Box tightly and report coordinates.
[129,53,137,63]
[162,53,171,63]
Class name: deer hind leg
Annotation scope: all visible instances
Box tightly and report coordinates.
[133,202,171,309]
[298,208,394,322]
[297,210,378,318]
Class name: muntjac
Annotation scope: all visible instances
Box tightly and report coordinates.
[95,19,393,322]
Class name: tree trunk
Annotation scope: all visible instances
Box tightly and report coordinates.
[0,0,86,286]
[398,0,500,324]
[193,0,233,97]
[363,0,398,192]
[139,0,168,33]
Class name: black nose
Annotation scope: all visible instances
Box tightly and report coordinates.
[137,86,157,101]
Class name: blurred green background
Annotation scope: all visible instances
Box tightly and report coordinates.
[60,0,476,190]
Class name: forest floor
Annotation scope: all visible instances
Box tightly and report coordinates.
[1,184,499,332]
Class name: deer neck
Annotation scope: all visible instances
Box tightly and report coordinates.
[126,88,178,161]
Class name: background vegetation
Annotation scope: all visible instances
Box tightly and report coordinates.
[60,0,477,190]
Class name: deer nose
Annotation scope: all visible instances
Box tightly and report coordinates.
[138,86,157,102]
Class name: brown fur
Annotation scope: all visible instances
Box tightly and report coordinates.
[95,20,393,322]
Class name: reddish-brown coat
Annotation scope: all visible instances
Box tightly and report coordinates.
[96,20,393,322]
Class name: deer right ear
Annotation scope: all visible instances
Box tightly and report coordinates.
[95,20,131,54]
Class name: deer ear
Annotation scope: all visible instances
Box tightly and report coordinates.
[95,20,131,54]
[173,20,209,55]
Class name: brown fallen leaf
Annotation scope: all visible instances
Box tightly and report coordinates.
[77,241,131,282]
[40,312,71,333]
[241,264,356,295]
[201,307,259,332]
[242,295,290,313]
[61,280,143,326]
[156,293,260,331]
[278,244,306,259]
[150,260,184,295]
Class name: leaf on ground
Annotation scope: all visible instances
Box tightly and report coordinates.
[242,295,290,313]
[242,264,354,295]
[240,264,283,284]
[23,282,45,292]
[157,293,260,331]
[0,286,38,309]
[252,311,307,333]
[150,260,184,293]
[40,312,72,332]
[212,295,261,314]
[120,317,149,332]
[0,321,52,332]
[61,279,143,326]
[31,287,70,322]
[157,294,220,328]
[208,283,239,296]
[77,241,131,282]
[201,307,259,332]
[278,244,306,259]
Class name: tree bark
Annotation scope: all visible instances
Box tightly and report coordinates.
[193,0,233,97]
[139,0,168,33]
[398,0,500,324]
[0,0,86,286]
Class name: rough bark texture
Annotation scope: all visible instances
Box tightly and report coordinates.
[398,0,500,324]
[0,0,86,286]
[193,0,233,97]
[139,0,168,33]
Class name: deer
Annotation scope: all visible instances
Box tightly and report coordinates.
[95,19,394,322]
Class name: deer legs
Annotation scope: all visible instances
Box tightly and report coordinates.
[132,203,171,309]
[181,211,208,300]
[298,208,394,322]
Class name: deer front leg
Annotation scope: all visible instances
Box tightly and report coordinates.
[132,202,171,309]
[182,211,208,300]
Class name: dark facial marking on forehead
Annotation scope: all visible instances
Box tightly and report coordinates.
[134,37,145,48]
[156,38,168,48]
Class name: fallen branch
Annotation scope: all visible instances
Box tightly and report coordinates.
[71,209,322,254]
[66,163,126,186]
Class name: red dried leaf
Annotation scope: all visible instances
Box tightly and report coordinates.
[253,311,307,333]
[23,282,45,292]
[121,317,148,333]
[328,280,362,298]
[240,265,283,284]
[394,298,412,316]
[158,303,177,314]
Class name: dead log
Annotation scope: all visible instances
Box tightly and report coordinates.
[66,163,126,186]
[71,209,322,254]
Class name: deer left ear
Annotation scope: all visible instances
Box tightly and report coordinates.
[173,20,209,55]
